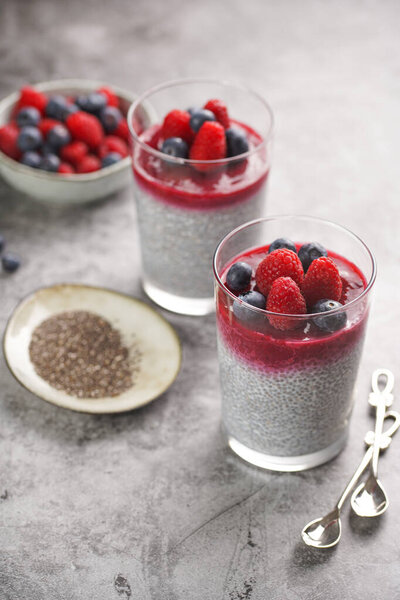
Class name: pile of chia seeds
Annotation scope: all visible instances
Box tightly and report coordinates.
[29,310,140,398]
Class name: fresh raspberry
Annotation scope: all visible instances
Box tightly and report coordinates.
[162,110,193,144]
[66,111,104,149]
[17,86,47,115]
[58,162,75,174]
[76,154,101,173]
[38,118,62,137]
[302,257,342,307]
[255,249,304,297]
[0,123,21,160]
[60,141,88,166]
[189,121,226,171]
[98,135,129,159]
[97,86,119,108]
[267,277,307,330]
[114,118,130,142]
[204,99,230,129]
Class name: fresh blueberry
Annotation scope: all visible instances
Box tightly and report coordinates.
[46,95,69,120]
[2,253,20,273]
[39,153,60,172]
[21,151,41,168]
[161,137,189,159]
[62,103,79,119]
[77,93,106,114]
[0,234,5,253]
[226,261,252,292]
[233,290,266,322]
[269,238,297,254]
[311,299,347,332]
[189,109,216,132]
[16,106,41,128]
[298,242,328,272]
[100,106,122,133]
[47,125,71,149]
[226,128,249,157]
[17,126,43,152]
[101,152,122,168]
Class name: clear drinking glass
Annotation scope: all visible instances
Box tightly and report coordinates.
[213,216,376,471]
[128,79,273,315]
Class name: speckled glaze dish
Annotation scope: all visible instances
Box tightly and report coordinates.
[3,284,181,413]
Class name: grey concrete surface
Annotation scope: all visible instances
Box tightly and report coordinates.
[1,1,400,598]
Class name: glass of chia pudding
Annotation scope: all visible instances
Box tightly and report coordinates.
[128,79,273,315]
[214,216,376,471]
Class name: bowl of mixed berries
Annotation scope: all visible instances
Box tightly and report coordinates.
[0,79,139,204]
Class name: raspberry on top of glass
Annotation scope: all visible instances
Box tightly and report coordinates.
[131,95,271,210]
[0,85,130,175]
[217,236,369,370]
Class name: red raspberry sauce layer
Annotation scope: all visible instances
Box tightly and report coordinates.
[132,120,269,210]
[216,244,368,372]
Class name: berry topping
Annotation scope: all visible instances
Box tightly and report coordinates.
[2,253,21,273]
[203,99,230,129]
[298,242,328,272]
[266,277,307,331]
[189,121,226,170]
[76,154,101,173]
[255,248,304,297]
[226,261,252,292]
[0,124,21,160]
[101,152,122,168]
[58,162,75,174]
[66,111,104,149]
[162,110,193,144]
[225,127,249,157]
[269,237,297,254]
[76,92,107,114]
[98,135,128,159]
[16,107,40,128]
[99,106,122,133]
[311,299,347,333]
[21,151,41,168]
[39,153,60,172]
[302,257,342,307]
[97,86,119,107]
[17,126,43,152]
[47,124,71,149]
[161,137,189,159]
[60,140,88,166]
[17,86,47,115]
[38,118,62,136]
[189,108,216,133]
[45,95,70,121]
[233,290,266,322]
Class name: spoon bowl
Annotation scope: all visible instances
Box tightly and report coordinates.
[301,508,341,549]
[351,475,388,517]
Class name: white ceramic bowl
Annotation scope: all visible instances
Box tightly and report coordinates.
[0,79,138,205]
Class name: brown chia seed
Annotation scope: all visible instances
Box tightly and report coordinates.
[29,310,140,398]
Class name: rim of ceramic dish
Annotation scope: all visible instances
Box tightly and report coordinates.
[213,214,377,319]
[0,78,134,182]
[127,77,274,167]
[2,282,182,414]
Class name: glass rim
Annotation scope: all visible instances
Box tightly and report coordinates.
[127,77,274,167]
[213,214,377,319]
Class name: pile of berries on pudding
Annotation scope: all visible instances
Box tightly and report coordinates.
[226,238,349,332]
[0,85,130,174]
[158,99,249,168]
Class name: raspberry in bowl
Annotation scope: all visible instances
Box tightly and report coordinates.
[0,79,139,205]
[128,79,273,315]
[213,216,376,471]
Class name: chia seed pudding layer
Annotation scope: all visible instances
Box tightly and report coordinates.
[217,332,365,456]
[132,121,269,300]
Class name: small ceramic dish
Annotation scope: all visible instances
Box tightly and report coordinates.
[0,79,139,205]
[3,284,181,413]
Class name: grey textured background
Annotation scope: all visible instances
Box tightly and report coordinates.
[1,1,400,599]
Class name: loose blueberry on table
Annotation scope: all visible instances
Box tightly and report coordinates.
[0,85,130,174]
[0,233,21,274]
